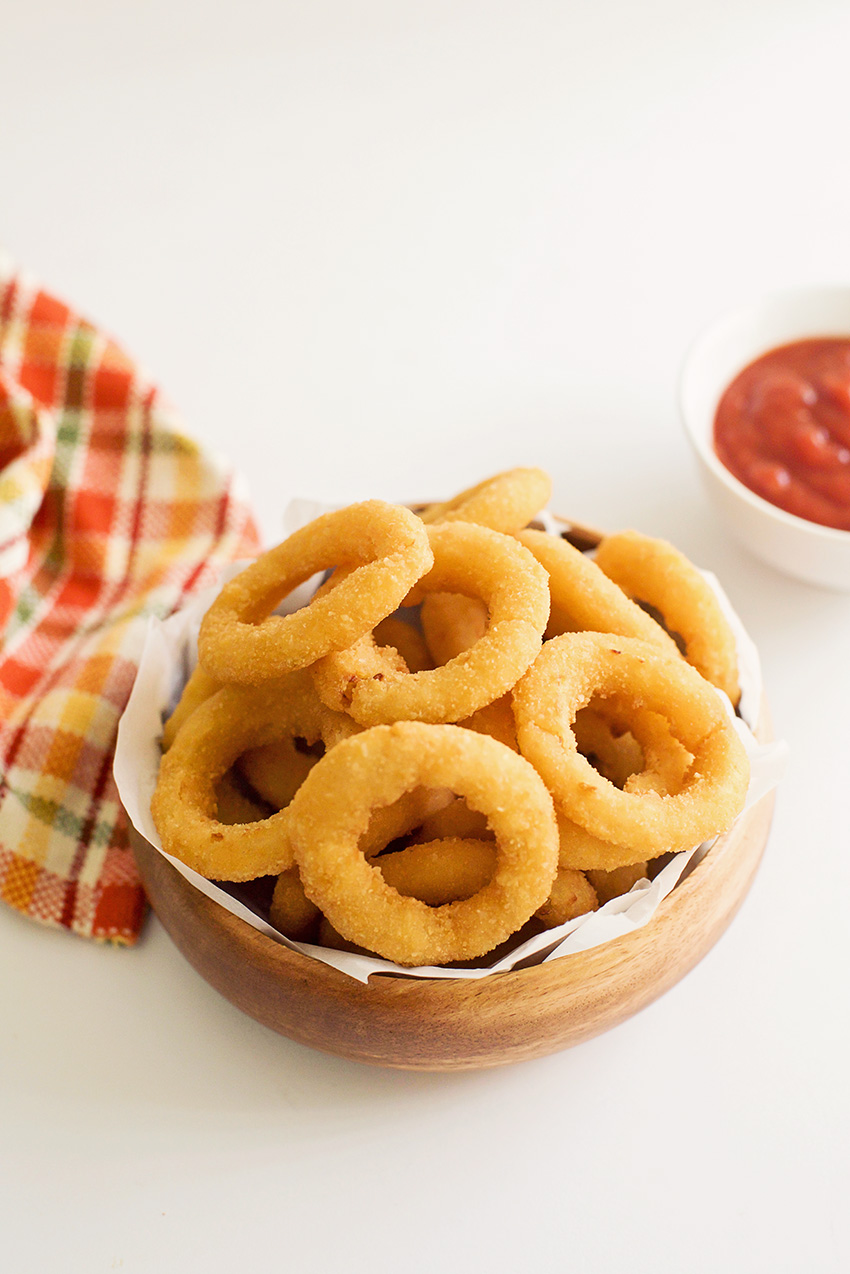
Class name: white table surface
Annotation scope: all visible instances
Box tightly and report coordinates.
[2,3,849,1271]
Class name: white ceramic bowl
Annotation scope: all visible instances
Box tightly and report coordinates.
[680,286,850,590]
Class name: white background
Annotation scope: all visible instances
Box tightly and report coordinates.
[1,3,849,1271]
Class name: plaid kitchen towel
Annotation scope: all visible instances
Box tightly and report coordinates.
[0,255,260,943]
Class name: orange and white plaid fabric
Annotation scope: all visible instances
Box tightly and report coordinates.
[0,255,260,943]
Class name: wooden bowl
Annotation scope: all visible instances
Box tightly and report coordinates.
[131,517,775,1071]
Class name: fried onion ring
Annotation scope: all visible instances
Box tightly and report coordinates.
[151,676,358,880]
[554,811,649,871]
[575,698,694,796]
[379,833,596,928]
[420,592,488,665]
[513,633,749,858]
[197,500,433,685]
[238,734,325,811]
[414,796,492,843]
[377,838,594,935]
[311,522,550,726]
[358,786,455,858]
[418,467,551,533]
[287,722,558,965]
[460,694,518,751]
[378,837,497,904]
[215,771,273,824]
[587,862,649,905]
[535,868,598,928]
[418,599,520,746]
[270,868,320,940]
[572,705,645,788]
[162,664,221,751]
[372,615,434,674]
[515,527,680,654]
[593,530,740,703]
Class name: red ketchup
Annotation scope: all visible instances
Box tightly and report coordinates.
[714,338,850,531]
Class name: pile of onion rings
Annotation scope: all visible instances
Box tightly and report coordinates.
[151,469,750,968]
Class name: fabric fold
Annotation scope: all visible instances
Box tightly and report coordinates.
[0,255,260,943]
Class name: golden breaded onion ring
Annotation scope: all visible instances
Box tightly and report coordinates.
[311,522,550,726]
[515,527,680,654]
[372,615,433,673]
[572,705,645,788]
[214,771,272,825]
[357,786,454,858]
[593,529,740,704]
[377,837,497,905]
[197,501,433,685]
[369,833,596,932]
[459,694,519,751]
[287,722,559,966]
[556,701,700,870]
[418,599,520,746]
[151,676,358,881]
[574,698,694,796]
[270,786,455,942]
[553,811,649,872]
[162,664,221,751]
[414,796,492,843]
[269,868,320,940]
[420,592,488,665]
[238,734,324,811]
[418,466,551,533]
[535,868,599,929]
[513,633,749,858]
[587,863,649,906]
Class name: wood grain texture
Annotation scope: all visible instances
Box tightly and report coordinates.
[131,514,775,1070]
[131,753,773,1072]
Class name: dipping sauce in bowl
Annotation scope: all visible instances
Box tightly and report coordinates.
[681,287,850,589]
[714,338,850,531]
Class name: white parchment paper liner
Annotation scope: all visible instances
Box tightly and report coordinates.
[115,508,787,983]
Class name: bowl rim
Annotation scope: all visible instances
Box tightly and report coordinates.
[679,284,850,544]
[130,777,775,1069]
